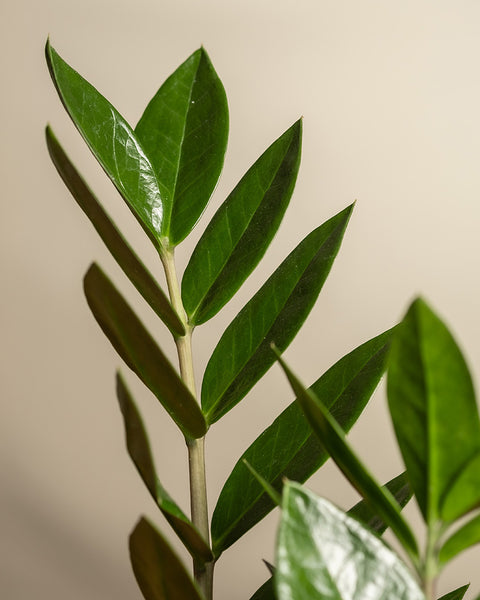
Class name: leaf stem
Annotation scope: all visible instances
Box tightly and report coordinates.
[422,521,441,600]
[161,248,213,599]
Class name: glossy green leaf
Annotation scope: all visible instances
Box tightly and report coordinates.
[437,585,470,600]
[441,452,480,522]
[116,374,212,563]
[46,40,166,249]
[387,298,480,524]
[202,204,353,424]
[182,120,302,325]
[275,350,419,562]
[242,459,282,506]
[211,328,392,555]
[129,517,204,600]
[135,48,228,245]
[249,578,275,600]
[45,125,184,337]
[348,472,412,535]
[84,263,206,439]
[276,482,424,600]
[439,513,480,565]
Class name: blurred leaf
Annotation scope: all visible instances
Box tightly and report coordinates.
[135,47,228,245]
[129,517,204,600]
[441,452,480,522]
[437,585,470,600]
[276,482,424,600]
[182,120,302,325]
[249,578,275,600]
[439,513,480,565]
[116,374,212,563]
[84,263,206,439]
[275,350,419,562]
[45,125,184,337]
[211,328,392,555]
[387,298,480,524]
[202,204,353,425]
[46,40,166,248]
[348,472,412,535]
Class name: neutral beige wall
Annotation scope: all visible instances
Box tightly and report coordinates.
[2,0,480,598]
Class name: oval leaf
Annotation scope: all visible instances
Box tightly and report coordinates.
[276,482,424,600]
[211,328,393,556]
[84,263,206,439]
[182,120,302,325]
[135,47,228,245]
[202,204,353,425]
[387,298,480,524]
[45,125,184,337]
[46,40,166,248]
[441,451,480,522]
[439,513,480,565]
[129,517,204,600]
[116,373,212,563]
[275,350,419,562]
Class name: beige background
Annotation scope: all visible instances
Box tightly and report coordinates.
[2,0,480,598]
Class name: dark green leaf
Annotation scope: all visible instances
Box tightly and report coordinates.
[242,460,282,506]
[275,350,419,562]
[202,204,353,424]
[276,482,424,600]
[211,328,392,556]
[441,452,480,522]
[439,513,480,565]
[387,298,480,524]
[129,517,204,600]
[116,374,212,563]
[46,40,166,249]
[182,120,302,325]
[45,125,184,337]
[135,48,228,245]
[348,472,412,535]
[84,263,206,439]
[250,578,275,600]
[437,584,470,600]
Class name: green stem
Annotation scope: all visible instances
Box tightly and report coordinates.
[161,248,213,599]
[422,521,441,600]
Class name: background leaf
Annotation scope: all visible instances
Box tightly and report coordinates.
[211,329,392,555]
[182,120,302,325]
[249,578,275,600]
[45,125,184,337]
[387,298,480,524]
[276,482,424,600]
[83,263,206,439]
[117,374,212,563]
[46,40,166,248]
[202,204,353,425]
[275,350,419,561]
[135,47,228,245]
[437,585,470,600]
[439,513,480,565]
[129,517,204,600]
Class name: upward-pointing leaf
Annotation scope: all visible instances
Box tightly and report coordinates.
[201,204,353,425]
[182,120,302,325]
[387,298,480,525]
[46,40,167,249]
[83,263,206,439]
[211,328,393,556]
[45,125,184,337]
[135,48,228,245]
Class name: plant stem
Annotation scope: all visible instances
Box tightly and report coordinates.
[161,248,213,599]
[422,521,440,600]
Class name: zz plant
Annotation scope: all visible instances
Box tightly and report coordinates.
[45,40,480,600]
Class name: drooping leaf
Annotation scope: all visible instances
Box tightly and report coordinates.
[45,125,184,337]
[441,452,480,522]
[275,482,424,600]
[129,517,204,600]
[83,263,206,439]
[348,472,412,535]
[202,204,353,425]
[437,584,470,600]
[387,298,480,525]
[211,328,392,556]
[249,578,275,600]
[46,40,166,249]
[275,350,419,562]
[439,513,480,565]
[116,373,212,563]
[182,120,302,325]
[135,47,228,245]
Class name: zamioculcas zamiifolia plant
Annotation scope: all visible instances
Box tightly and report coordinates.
[45,40,480,600]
